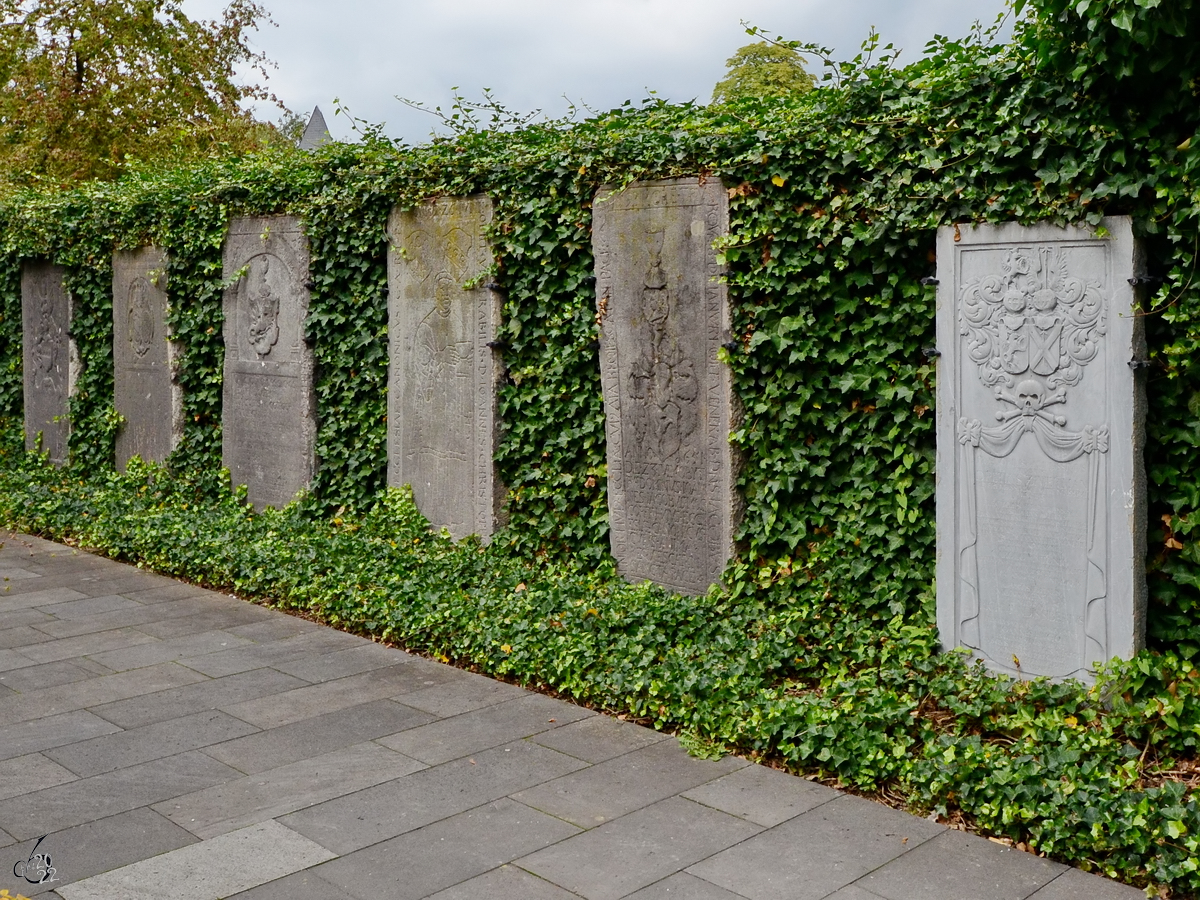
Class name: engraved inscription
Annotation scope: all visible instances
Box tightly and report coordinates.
[221,218,316,511]
[113,247,181,470]
[21,262,72,464]
[594,178,736,596]
[387,196,502,541]
[935,218,1145,682]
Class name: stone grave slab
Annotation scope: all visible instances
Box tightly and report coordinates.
[387,195,504,541]
[21,261,75,464]
[113,247,181,471]
[935,217,1146,682]
[221,217,316,511]
[593,177,737,595]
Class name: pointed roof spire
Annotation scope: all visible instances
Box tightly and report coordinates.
[298,106,331,150]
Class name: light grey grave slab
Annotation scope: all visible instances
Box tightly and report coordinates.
[221,216,316,511]
[21,262,75,464]
[387,195,505,541]
[112,247,182,471]
[935,217,1146,682]
[593,177,737,595]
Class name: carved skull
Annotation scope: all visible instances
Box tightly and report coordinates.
[1016,379,1043,412]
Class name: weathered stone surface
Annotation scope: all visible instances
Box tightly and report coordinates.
[935,217,1146,682]
[221,217,316,511]
[387,196,504,541]
[593,177,736,596]
[113,247,181,471]
[21,262,75,464]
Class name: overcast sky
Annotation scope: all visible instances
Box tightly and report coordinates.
[180,0,1013,144]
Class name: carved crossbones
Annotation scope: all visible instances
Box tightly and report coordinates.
[994,379,1066,426]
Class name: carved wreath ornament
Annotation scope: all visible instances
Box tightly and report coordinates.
[957,246,1108,461]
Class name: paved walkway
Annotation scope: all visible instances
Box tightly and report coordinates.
[0,531,1142,900]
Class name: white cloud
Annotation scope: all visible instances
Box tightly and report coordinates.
[181,0,1012,142]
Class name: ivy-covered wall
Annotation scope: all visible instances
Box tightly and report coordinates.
[1,25,1198,638]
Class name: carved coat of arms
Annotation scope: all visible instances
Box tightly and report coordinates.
[958,246,1107,460]
[246,256,281,357]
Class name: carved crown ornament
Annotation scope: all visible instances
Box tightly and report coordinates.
[957,245,1109,462]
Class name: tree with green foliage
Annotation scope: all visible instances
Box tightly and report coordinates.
[711,41,814,104]
[0,0,282,187]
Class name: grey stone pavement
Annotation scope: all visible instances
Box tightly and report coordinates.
[0,532,1142,900]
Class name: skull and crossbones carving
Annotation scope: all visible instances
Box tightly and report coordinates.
[994,378,1066,426]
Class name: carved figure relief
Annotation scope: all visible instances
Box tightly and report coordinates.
[954,244,1111,663]
[128,276,156,359]
[409,229,472,412]
[626,231,699,465]
[29,276,60,386]
[387,197,500,542]
[245,255,281,357]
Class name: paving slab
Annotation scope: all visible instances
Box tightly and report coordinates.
[315,798,580,900]
[0,660,101,693]
[377,692,595,765]
[686,795,944,900]
[1026,869,1144,899]
[526,711,669,764]
[25,597,212,640]
[0,750,240,841]
[0,710,122,762]
[176,628,368,678]
[130,603,280,639]
[268,641,412,683]
[624,872,751,899]
[424,865,585,899]
[16,628,160,666]
[0,753,78,801]
[202,698,433,775]
[55,820,334,900]
[281,741,589,855]
[44,709,260,777]
[154,741,426,839]
[0,609,55,630]
[34,594,144,621]
[512,735,746,828]
[84,630,251,672]
[87,667,308,729]
[220,661,460,729]
[681,764,839,827]
[856,829,1066,900]
[0,625,56,650]
[517,796,762,900]
[3,808,198,896]
[396,670,529,717]
[0,662,209,725]
[225,870,361,900]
